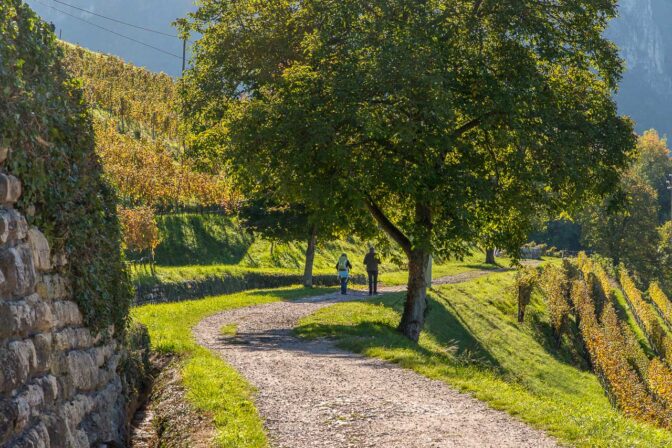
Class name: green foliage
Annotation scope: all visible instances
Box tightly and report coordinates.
[0,0,132,333]
[180,0,635,338]
[530,219,583,252]
[296,273,672,446]
[579,173,660,280]
[631,130,672,223]
[181,0,634,259]
[239,198,311,243]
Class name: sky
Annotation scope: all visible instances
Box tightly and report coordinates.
[24,0,196,77]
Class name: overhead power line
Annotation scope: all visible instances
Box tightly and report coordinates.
[50,0,178,38]
[33,0,182,59]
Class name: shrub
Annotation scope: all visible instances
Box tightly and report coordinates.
[648,358,672,409]
[562,258,579,280]
[515,267,538,323]
[576,251,592,274]
[539,264,571,340]
[592,253,617,278]
[620,268,672,363]
[601,302,649,378]
[571,280,668,426]
[591,261,616,303]
[649,282,672,328]
[134,272,366,305]
[119,206,161,272]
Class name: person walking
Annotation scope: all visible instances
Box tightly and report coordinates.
[363,246,381,296]
[336,253,353,295]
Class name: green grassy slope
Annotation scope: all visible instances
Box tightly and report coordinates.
[154,214,252,266]
[297,272,672,447]
[154,213,398,269]
[138,213,504,287]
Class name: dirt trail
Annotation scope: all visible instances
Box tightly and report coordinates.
[193,268,557,448]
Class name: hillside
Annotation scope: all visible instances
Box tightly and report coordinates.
[60,43,236,210]
[607,0,672,136]
[132,260,672,447]
[58,47,501,292]
[24,0,193,77]
[61,41,179,138]
[25,0,672,137]
[295,259,672,446]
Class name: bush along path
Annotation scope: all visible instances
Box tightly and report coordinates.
[193,268,556,447]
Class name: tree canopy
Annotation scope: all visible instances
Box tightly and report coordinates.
[580,172,659,279]
[180,0,635,340]
[631,130,672,223]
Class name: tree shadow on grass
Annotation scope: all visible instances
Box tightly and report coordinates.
[424,290,502,371]
[296,320,459,369]
[155,214,254,266]
[462,263,509,271]
[294,291,502,372]
[527,311,590,371]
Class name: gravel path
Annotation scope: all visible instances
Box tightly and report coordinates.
[193,269,558,448]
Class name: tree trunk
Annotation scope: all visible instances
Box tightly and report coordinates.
[150,249,156,276]
[364,196,432,342]
[303,225,318,288]
[398,248,430,342]
[485,248,496,265]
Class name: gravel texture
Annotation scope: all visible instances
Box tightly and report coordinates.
[193,269,558,448]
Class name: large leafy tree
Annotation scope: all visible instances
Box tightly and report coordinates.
[239,197,324,287]
[580,173,659,280]
[180,0,635,341]
[631,130,672,223]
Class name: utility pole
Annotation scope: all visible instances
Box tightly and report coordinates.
[181,37,186,74]
[666,174,672,221]
[59,29,62,39]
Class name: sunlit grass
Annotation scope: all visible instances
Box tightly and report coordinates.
[220,323,238,337]
[132,250,508,288]
[132,286,332,447]
[296,272,672,447]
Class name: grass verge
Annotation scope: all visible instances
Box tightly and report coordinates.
[296,272,672,447]
[132,252,506,288]
[132,286,332,447]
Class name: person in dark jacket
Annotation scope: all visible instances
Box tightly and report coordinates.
[335,253,353,295]
[363,247,381,295]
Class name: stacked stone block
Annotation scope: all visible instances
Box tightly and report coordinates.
[0,163,127,447]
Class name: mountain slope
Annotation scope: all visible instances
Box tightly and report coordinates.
[608,0,672,137]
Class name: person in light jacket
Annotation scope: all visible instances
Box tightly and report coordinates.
[336,253,353,295]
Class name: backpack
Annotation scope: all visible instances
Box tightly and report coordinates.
[338,256,348,271]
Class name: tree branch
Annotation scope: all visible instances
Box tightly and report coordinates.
[364,195,413,255]
[451,116,483,140]
[472,0,483,16]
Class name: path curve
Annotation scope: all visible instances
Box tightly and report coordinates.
[193,269,557,448]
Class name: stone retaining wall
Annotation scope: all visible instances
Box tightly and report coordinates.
[135,273,366,306]
[0,170,128,447]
